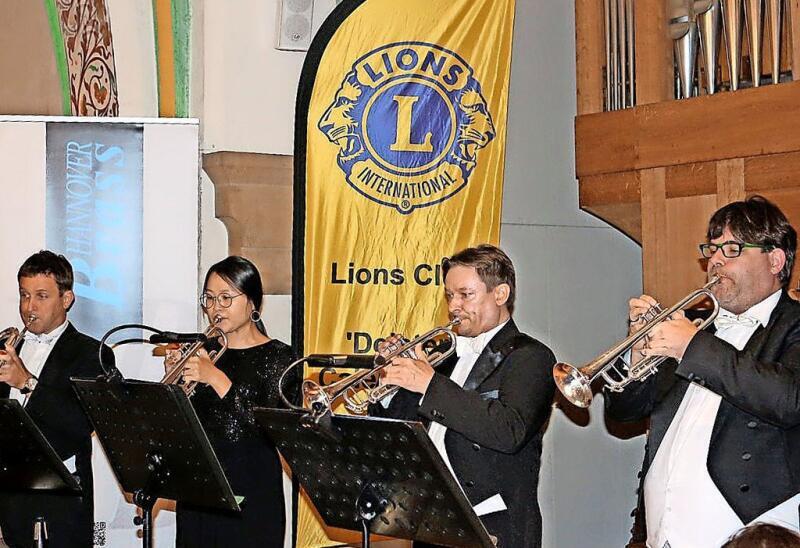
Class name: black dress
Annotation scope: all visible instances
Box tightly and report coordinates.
[176,339,296,547]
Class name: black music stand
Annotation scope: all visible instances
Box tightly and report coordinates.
[254,409,495,548]
[0,400,80,547]
[71,379,240,548]
[0,400,81,493]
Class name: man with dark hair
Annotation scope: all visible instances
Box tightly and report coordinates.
[607,195,800,547]
[372,244,556,547]
[0,250,109,547]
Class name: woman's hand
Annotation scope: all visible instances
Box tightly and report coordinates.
[182,349,232,398]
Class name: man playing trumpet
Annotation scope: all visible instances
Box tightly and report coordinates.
[371,244,556,548]
[607,196,800,547]
[0,251,109,548]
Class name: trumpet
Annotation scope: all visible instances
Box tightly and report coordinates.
[298,317,461,417]
[553,278,720,408]
[0,315,37,362]
[160,317,228,397]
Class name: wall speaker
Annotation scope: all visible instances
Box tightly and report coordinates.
[276,0,315,51]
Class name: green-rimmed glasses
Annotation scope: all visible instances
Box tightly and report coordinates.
[699,241,771,259]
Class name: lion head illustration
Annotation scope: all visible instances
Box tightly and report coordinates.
[318,71,366,167]
[450,81,495,176]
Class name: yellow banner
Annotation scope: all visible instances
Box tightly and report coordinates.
[293,0,515,544]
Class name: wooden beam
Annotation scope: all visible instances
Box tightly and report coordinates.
[716,158,746,206]
[579,170,640,205]
[582,202,643,242]
[633,0,673,104]
[579,170,642,241]
[640,168,667,297]
[575,0,605,114]
[576,80,800,177]
[746,150,800,191]
[665,162,716,198]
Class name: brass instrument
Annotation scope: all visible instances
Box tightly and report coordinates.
[0,315,36,363]
[297,318,461,417]
[553,278,720,408]
[160,318,228,397]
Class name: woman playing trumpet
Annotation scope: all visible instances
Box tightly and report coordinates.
[174,256,296,547]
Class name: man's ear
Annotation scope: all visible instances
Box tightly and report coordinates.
[493,283,510,307]
[768,248,787,278]
[61,289,75,311]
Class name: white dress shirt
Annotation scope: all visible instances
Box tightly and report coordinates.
[9,319,69,405]
[8,319,76,473]
[645,289,800,548]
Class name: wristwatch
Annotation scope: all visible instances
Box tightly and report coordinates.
[20,375,38,394]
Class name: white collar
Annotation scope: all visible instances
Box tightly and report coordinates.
[456,319,509,357]
[719,288,782,328]
[24,319,69,345]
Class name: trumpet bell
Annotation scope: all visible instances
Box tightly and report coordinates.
[553,362,593,408]
[0,327,20,347]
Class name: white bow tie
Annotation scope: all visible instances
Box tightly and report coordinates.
[714,311,760,329]
[24,331,58,345]
[456,335,484,357]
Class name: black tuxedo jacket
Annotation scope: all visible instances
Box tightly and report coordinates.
[0,322,108,548]
[372,319,556,548]
[606,290,800,530]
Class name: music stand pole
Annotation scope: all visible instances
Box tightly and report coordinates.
[130,451,168,548]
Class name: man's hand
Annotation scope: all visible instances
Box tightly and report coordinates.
[377,334,408,359]
[381,343,434,395]
[639,311,700,361]
[628,294,659,334]
[627,294,659,365]
[0,343,32,389]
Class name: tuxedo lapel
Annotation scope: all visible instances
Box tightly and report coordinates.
[37,324,76,383]
[25,323,77,409]
[707,291,789,442]
[462,320,519,392]
[434,353,458,379]
[738,291,793,357]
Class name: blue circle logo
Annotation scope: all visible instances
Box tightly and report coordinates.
[318,42,495,214]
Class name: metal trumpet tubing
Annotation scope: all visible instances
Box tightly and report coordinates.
[553,277,719,408]
[288,318,461,420]
[160,323,228,397]
[0,315,36,355]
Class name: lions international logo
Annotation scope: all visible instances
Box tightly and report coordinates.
[319,42,495,214]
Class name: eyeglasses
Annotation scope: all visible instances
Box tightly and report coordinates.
[199,292,244,309]
[699,240,772,259]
